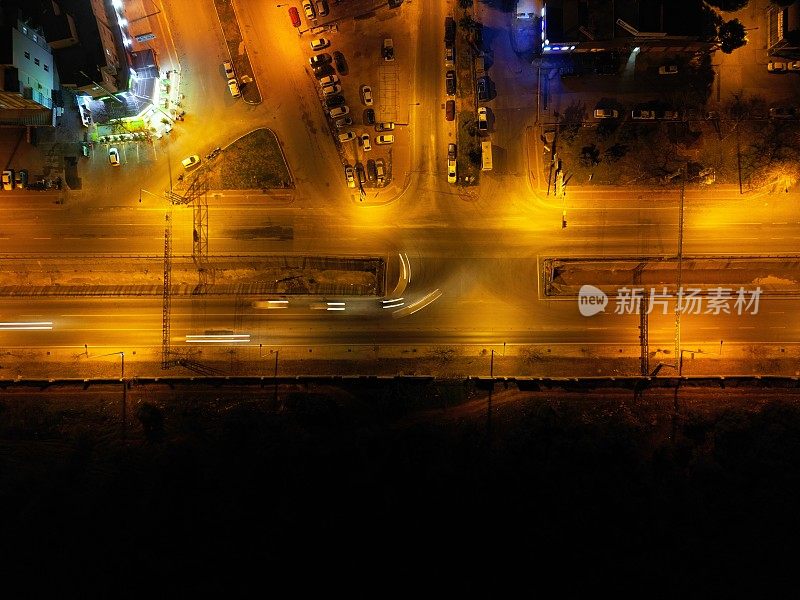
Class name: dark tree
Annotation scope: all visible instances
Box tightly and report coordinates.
[706,0,749,10]
[773,0,795,7]
[718,18,748,53]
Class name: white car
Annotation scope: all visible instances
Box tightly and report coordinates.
[361,134,372,151]
[319,75,339,87]
[477,107,488,131]
[768,61,788,73]
[310,38,330,51]
[323,84,342,96]
[227,78,241,98]
[223,61,235,79]
[338,131,356,143]
[108,147,120,166]
[181,155,201,169]
[375,134,394,145]
[2,169,14,189]
[361,85,374,106]
[329,106,350,118]
[594,108,618,119]
[345,165,356,188]
[658,65,678,75]
[445,47,454,66]
[447,158,457,184]
[789,61,800,72]
[302,1,315,19]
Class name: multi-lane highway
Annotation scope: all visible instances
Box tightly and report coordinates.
[0,0,798,373]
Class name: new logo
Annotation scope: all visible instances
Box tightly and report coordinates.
[578,284,608,317]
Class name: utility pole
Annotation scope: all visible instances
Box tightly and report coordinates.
[675,168,686,374]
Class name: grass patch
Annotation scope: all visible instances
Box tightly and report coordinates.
[209,128,292,190]
[457,110,480,185]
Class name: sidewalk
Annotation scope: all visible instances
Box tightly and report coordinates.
[2,341,800,380]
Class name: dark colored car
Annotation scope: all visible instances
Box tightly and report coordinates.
[356,163,367,185]
[313,64,335,78]
[446,70,456,96]
[325,95,346,108]
[477,77,489,101]
[333,51,348,75]
[364,108,375,125]
[289,7,301,27]
[367,159,377,182]
[309,53,332,68]
[445,99,455,121]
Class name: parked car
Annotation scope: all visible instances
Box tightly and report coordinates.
[309,53,332,68]
[632,109,656,120]
[769,106,797,119]
[477,77,489,101]
[383,38,394,61]
[338,131,356,143]
[325,95,346,108]
[333,51,348,75]
[302,1,315,20]
[477,107,488,131]
[376,135,394,145]
[15,169,28,189]
[329,106,350,118]
[445,47,454,66]
[345,165,356,188]
[658,65,678,75]
[323,84,342,96]
[448,143,457,159]
[361,85,374,106]
[366,159,377,182]
[659,110,680,120]
[1,170,14,190]
[181,154,201,169]
[375,121,395,132]
[288,6,301,27]
[445,70,456,96]
[594,108,618,119]
[447,158,457,184]
[375,158,386,184]
[227,78,241,98]
[445,100,455,121]
[361,134,372,152]
[319,74,339,87]
[364,109,376,125]
[789,61,800,71]
[768,61,787,73]
[356,163,367,185]
[315,0,329,17]
[108,148,120,166]
[223,61,235,79]
[314,64,335,78]
[310,38,330,51]
[335,116,353,129]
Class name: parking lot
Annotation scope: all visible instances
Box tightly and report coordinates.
[295,0,412,196]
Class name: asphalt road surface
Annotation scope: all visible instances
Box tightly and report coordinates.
[1,1,798,365]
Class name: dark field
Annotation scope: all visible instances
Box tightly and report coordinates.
[1,382,798,593]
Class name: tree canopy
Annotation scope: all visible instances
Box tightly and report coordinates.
[706,0,750,11]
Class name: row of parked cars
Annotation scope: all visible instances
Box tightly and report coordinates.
[594,108,680,121]
[344,159,387,189]
[1,169,28,190]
